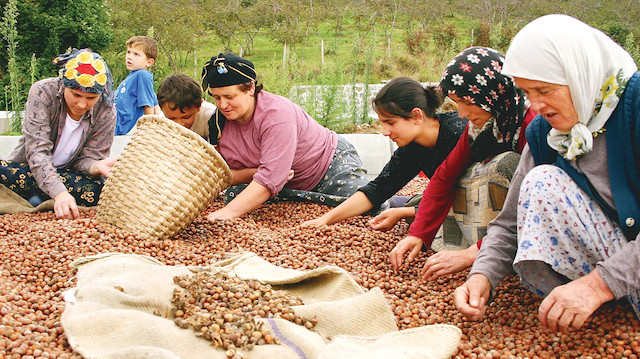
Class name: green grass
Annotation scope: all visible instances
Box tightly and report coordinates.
[161,19,466,95]
[152,21,474,132]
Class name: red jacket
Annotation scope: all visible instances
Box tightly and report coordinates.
[407,108,537,248]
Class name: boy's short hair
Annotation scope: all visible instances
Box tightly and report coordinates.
[126,36,159,60]
[158,74,203,112]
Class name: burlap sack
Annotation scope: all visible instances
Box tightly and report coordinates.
[431,151,520,252]
[61,252,461,359]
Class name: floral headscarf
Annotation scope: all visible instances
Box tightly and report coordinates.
[53,48,114,105]
[439,47,527,162]
[502,14,638,160]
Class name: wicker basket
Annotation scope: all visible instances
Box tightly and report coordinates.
[96,115,232,240]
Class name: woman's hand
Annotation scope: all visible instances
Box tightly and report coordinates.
[369,207,414,231]
[453,273,491,321]
[300,217,328,227]
[421,245,478,280]
[206,207,236,221]
[89,157,117,177]
[301,192,374,228]
[53,191,80,219]
[207,180,272,220]
[389,235,423,270]
[538,269,614,333]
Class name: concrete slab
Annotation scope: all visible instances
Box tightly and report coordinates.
[0,133,396,179]
[342,133,397,179]
[0,136,21,157]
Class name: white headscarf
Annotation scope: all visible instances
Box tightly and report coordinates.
[502,14,637,160]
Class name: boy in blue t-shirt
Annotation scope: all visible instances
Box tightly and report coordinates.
[114,36,161,135]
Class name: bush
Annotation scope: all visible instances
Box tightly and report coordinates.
[472,21,491,48]
[431,23,458,50]
[405,29,430,55]
[489,21,514,53]
[624,32,640,66]
[607,23,629,46]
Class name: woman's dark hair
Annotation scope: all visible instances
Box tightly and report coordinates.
[239,80,263,97]
[372,77,444,119]
[158,74,202,112]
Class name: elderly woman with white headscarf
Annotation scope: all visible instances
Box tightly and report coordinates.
[453,14,640,333]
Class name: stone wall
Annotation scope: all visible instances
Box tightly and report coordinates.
[288,82,438,125]
[0,111,21,134]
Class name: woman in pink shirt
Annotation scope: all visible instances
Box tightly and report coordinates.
[201,53,369,219]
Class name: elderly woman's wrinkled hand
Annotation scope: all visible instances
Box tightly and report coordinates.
[421,245,478,281]
[453,273,491,321]
[538,269,615,333]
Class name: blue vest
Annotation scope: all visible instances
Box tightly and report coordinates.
[526,72,640,240]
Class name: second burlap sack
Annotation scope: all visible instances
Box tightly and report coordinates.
[61,252,461,359]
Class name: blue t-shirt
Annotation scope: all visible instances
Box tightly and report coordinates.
[114,69,158,135]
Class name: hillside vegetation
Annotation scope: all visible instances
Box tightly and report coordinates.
[1,0,639,132]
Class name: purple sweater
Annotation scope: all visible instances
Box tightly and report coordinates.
[217,91,337,196]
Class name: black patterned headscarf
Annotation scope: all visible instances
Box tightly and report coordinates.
[201,53,257,92]
[52,48,114,105]
[439,47,526,162]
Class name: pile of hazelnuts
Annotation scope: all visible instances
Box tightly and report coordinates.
[1,178,639,358]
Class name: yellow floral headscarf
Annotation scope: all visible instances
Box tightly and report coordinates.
[53,48,114,105]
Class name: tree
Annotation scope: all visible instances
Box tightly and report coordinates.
[8,0,112,75]
[0,0,112,115]
[0,0,21,131]
[253,0,311,49]
[201,0,263,55]
[106,0,207,74]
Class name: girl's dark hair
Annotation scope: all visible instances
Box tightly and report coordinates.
[372,77,444,119]
[239,80,263,97]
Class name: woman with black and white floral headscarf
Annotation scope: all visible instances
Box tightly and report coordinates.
[439,46,527,162]
[387,47,537,280]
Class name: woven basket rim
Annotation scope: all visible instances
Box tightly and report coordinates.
[136,115,221,159]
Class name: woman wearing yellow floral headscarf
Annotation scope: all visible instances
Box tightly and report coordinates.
[0,48,117,219]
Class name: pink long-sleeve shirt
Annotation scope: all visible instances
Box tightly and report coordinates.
[217,90,337,197]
